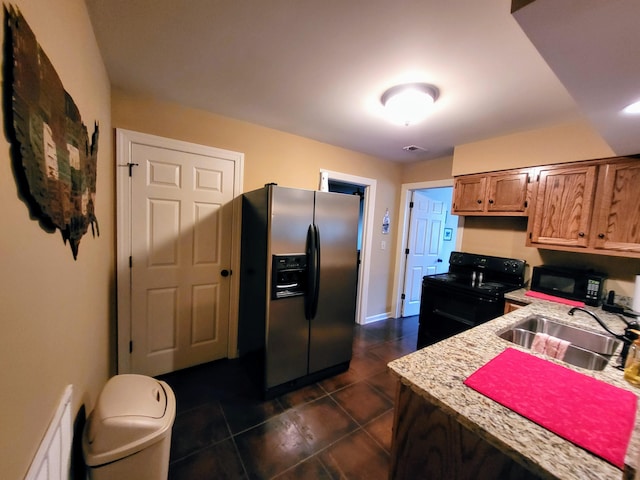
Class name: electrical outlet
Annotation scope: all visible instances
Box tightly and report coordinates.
[381,241,386,250]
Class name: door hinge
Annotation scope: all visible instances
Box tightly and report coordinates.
[529,232,532,239]
[129,341,133,353]
[409,201,414,209]
[405,248,410,255]
[401,293,406,300]
[129,256,132,268]
[118,162,139,176]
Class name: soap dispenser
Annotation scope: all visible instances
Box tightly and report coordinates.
[624,330,640,386]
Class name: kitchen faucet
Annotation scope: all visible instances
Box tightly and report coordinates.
[568,306,639,367]
[568,307,625,339]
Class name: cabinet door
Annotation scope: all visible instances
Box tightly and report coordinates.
[487,171,529,213]
[452,175,487,213]
[530,164,597,247]
[592,160,640,253]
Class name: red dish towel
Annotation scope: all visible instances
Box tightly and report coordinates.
[464,348,637,469]
[524,290,585,307]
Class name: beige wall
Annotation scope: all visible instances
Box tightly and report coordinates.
[453,119,615,176]
[401,154,454,183]
[0,1,113,478]
[452,122,640,297]
[112,89,404,320]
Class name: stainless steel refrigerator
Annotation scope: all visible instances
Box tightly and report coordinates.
[238,184,360,397]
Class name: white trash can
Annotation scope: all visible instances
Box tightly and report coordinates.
[82,374,176,480]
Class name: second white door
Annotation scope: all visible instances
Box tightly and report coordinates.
[402,190,448,317]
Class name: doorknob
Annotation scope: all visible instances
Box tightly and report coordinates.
[221,269,231,277]
[436,259,443,263]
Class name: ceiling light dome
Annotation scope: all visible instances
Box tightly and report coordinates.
[622,99,640,115]
[381,83,439,126]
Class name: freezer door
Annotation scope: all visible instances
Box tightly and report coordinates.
[265,187,314,389]
[309,191,359,374]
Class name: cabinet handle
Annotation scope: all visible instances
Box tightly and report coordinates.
[488,199,494,204]
[598,233,605,239]
[578,232,585,237]
[477,199,482,204]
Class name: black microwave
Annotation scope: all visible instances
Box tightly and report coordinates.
[530,266,607,306]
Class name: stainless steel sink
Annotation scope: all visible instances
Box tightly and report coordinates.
[497,315,621,371]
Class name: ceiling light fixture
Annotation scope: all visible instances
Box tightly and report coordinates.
[622,100,640,115]
[381,83,439,126]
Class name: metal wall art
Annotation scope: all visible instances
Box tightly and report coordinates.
[5,6,99,259]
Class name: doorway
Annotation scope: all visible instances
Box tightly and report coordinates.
[391,180,463,318]
[327,180,364,250]
[320,169,376,325]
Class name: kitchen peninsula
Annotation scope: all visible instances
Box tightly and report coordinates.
[388,293,640,479]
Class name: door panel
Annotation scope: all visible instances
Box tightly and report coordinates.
[265,187,315,388]
[194,203,220,264]
[148,199,180,265]
[129,142,235,376]
[593,160,640,252]
[530,165,596,247]
[310,192,359,374]
[147,287,177,352]
[453,175,486,213]
[403,190,448,317]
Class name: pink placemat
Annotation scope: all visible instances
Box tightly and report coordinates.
[464,348,637,469]
[524,290,585,306]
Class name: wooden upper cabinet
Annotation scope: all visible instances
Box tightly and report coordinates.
[452,174,487,213]
[592,159,640,253]
[529,164,597,248]
[527,157,640,257]
[487,171,529,213]
[452,169,530,216]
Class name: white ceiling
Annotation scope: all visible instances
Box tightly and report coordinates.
[84,0,640,163]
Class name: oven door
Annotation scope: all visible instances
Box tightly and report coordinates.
[417,281,504,349]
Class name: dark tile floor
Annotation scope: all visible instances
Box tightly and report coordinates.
[158,315,419,480]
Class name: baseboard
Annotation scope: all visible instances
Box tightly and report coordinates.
[362,312,392,324]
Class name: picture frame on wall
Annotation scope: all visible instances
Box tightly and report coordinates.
[443,228,453,241]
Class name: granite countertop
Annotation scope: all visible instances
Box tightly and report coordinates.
[388,289,640,480]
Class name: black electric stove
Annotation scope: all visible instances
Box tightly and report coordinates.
[417,251,526,349]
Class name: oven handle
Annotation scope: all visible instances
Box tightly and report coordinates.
[433,309,476,327]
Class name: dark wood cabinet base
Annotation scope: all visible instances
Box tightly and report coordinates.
[389,381,543,480]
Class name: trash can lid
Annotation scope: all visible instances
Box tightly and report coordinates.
[82,374,176,466]
[94,374,167,419]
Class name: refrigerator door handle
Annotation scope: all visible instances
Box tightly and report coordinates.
[305,223,321,320]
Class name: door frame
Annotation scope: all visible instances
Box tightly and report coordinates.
[320,169,376,325]
[391,179,463,319]
[116,129,244,373]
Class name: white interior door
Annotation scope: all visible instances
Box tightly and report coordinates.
[402,190,447,317]
[117,129,242,376]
